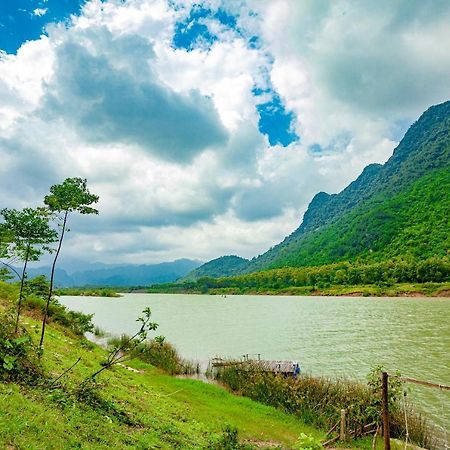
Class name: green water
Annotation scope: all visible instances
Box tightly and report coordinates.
[60,294,450,434]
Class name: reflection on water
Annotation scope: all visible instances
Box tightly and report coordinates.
[60,294,450,433]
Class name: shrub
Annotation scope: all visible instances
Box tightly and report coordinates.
[109,335,200,375]
[212,362,430,448]
[23,294,93,335]
[0,311,42,382]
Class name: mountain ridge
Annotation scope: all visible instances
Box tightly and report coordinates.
[185,100,450,279]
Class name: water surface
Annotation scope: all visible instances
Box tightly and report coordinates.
[61,294,450,434]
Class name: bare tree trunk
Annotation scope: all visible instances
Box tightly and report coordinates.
[39,211,68,349]
[15,242,30,334]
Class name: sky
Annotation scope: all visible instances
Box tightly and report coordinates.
[0,0,449,266]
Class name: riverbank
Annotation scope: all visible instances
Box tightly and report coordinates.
[55,287,122,297]
[1,282,429,449]
[0,284,320,448]
[148,282,450,297]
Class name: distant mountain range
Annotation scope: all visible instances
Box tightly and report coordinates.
[184,100,450,280]
[22,259,202,287]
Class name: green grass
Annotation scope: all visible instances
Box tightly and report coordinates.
[0,282,425,449]
[0,294,323,449]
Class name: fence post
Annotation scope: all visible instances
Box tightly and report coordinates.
[382,371,391,450]
[340,409,346,441]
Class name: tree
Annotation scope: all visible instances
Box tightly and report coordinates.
[0,208,57,333]
[39,178,99,349]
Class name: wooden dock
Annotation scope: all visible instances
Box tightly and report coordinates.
[211,357,300,376]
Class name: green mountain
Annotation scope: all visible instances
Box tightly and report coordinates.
[242,100,450,272]
[190,101,449,279]
[244,101,450,273]
[181,255,249,281]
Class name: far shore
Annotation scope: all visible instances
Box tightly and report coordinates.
[58,282,450,298]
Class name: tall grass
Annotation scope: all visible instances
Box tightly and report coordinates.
[107,335,200,375]
[211,363,432,448]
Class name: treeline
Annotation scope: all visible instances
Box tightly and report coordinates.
[149,257,450,294]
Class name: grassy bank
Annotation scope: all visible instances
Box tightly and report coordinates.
[0,281,323,449]
[55,287,122,297]
[149,281,450,297]
[210,363,433,449]
[0,281,431,449]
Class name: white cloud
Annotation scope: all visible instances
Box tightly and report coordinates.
[0,0,449,265]
[33,8,48,17]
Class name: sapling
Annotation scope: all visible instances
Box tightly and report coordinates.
[39,178,99,349]
[0,207,57,333]
[89,307,158,379]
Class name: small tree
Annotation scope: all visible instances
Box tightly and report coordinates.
[39,178,99,349]
[0,207,57,333]
[89,307,158,379]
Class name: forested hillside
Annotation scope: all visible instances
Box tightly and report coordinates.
[233,100,450,273]
[180,255,249,281]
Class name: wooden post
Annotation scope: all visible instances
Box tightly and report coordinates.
[340,409,346,441]
[382,371,391,450]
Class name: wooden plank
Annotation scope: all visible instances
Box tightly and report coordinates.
[388,374,450,391]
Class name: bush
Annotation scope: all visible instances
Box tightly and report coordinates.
[23,294,93,335]
[107,335,199,375]
[0,311,42,382]
[208,425,252,450]
[212,362,430,448]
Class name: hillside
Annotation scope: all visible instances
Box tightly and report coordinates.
[0,282,324,449]
[185,101,447,277]
[180,255,249,281]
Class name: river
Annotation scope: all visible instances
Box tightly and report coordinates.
[60,293,450,435]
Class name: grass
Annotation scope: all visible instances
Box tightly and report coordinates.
[211,363,432,449]
[0,283,323,449]
[55,287,122,297]
[0,281,428,449]
[206,282,450,297]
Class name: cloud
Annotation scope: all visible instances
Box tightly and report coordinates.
[0,0,449,266]
[33,8,48,17]
[40,26,228,163]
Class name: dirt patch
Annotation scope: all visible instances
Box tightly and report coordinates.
[399,291,425,297]
[435,289,450,297]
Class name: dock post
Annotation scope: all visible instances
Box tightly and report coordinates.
[382,372,391,450]
[340,409,346,441]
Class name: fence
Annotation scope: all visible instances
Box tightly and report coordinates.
[382,371,450,450]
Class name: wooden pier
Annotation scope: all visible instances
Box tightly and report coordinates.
[211,357,300,376]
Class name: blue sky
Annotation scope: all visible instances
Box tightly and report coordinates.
[0,0,449,264]
[0,0,85,54]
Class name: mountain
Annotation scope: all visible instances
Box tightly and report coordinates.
[195,101,450,277]
[23,259,202,287]
[242,100,450,273]
[181,255,249,281]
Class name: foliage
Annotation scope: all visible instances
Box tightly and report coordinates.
[293,433,323,450]
[0,207,57,262]
[241,102,450,274]
[132,337,199,375]
[44,178,100,216]
[150,257,450,295]
[207,425,253,449]
[55,287,121,297]
[212,363,430,448]
[89,307,158,379]
[40,177,99,349]
[0,207,57,332]
[0,311,41,382]
[182,255,249,282]
[367,365,404,422]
